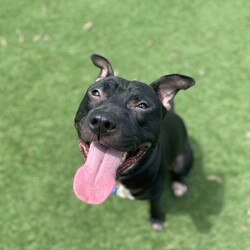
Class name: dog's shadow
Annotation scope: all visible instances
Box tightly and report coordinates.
[162,138,224,232]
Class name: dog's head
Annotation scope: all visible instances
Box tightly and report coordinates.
[73,54,194,205]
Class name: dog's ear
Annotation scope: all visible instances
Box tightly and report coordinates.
[151,74,195,111]
[91,54,114,81]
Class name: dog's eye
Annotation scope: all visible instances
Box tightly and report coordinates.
[91,89,100,97]
[137,102,149,109]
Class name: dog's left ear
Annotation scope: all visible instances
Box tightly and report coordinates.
[91,54,115,81]
[151,74,195,111]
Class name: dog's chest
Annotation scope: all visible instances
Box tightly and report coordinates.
[112,182,135,200]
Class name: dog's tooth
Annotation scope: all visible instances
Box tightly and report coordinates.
[122,152,128,162]
[123,163,136,173]
[143,142,152,148]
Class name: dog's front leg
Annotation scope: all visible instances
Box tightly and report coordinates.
[149,195,165,231]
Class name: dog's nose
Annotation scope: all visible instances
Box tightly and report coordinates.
[89,113,117,138]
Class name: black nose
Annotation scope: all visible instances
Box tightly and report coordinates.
[89,112,117,138]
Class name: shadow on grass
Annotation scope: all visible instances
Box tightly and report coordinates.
[162,138,224,233]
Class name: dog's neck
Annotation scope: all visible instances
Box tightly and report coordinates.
[117,143,161,180]
[116,143,164,200]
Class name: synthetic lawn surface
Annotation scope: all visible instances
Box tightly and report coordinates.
[0,0,249,249]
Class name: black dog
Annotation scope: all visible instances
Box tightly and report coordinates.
[73,54,195,230]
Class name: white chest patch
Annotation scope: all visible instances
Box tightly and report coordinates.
[112,183,135,200]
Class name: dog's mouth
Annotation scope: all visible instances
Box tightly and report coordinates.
[73,140,151,205]
[78,140,151,173]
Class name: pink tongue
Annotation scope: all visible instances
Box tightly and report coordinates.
[73,142,123,205]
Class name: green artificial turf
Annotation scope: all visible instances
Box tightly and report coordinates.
[1,0,250,249]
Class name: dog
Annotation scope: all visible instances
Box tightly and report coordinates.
[73,54,195,230]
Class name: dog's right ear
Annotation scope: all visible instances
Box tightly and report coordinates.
[91,54,114,81]
[151,74,195,111]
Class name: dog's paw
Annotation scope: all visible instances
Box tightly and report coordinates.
[150,219,164,231]
[172,181,188,197]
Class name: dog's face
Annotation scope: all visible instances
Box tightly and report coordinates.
[73,54,194,205]
[75,76,164,172]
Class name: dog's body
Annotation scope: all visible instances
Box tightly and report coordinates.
[73,54,195,230]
